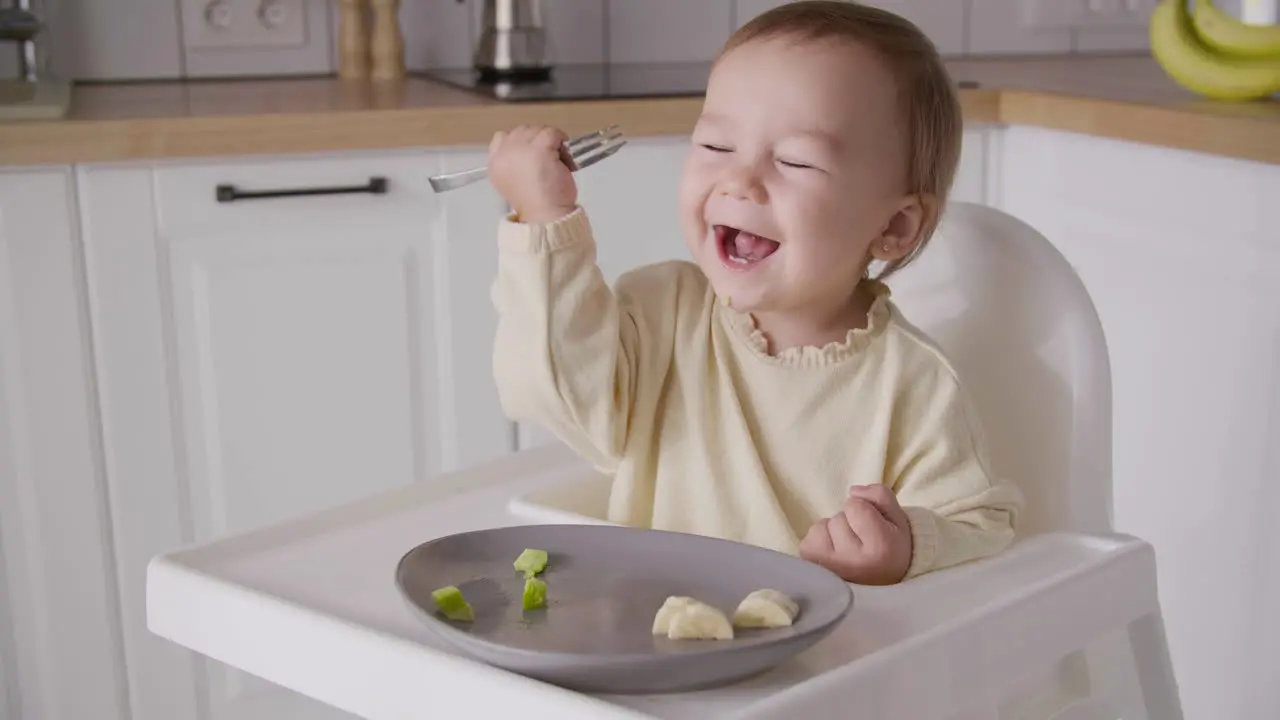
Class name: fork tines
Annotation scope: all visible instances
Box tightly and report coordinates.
[425,124,626,194]
[567,125,626,171]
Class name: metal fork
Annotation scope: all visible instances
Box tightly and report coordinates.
[427,125,626,193]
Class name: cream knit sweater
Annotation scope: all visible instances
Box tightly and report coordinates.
[492,208,1023,578]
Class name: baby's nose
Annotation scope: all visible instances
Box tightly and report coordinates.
[718,166,767,204]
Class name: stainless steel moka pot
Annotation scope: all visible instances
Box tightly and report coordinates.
[471,0,552,82]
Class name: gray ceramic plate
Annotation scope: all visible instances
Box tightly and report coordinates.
[395,524,854,694]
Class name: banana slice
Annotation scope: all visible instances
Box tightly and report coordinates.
[666,601,734,641]
[732,589,799,629]
[651,596,696,635]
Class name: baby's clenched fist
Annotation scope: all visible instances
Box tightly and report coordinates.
[799,484,913,585]
[488,125,579,225]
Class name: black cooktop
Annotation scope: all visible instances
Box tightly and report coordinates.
[419,62,979,102]
[419,62,712,102]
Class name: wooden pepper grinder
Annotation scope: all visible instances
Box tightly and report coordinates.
[337,0,370,79]
[370,0,405,80]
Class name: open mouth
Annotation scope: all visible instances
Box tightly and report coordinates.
[714,225,780,268]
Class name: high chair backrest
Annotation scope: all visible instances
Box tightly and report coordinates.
[887,202,1113,537]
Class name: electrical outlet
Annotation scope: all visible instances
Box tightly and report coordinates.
[181,0,307,50]
[1022,0,1157,30]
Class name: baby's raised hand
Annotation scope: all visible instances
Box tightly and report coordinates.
[799,484,913,585]
[487,124,579,225]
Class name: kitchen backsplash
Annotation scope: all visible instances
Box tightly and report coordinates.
[4,0,1252,81]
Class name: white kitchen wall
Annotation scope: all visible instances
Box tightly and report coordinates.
[184,1,334,77]
[608,0,734,64]
[404,0,1158,70]
[8,0,1206,82]
[968,0,1071,55]
[1,0,186,80]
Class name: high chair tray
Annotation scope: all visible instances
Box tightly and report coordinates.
[147,445,1159,720]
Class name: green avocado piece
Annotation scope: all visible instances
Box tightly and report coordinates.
[522,577,547,611]
[431,585,474,622]
[513,548,549,578]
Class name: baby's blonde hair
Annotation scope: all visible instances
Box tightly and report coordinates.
[719,0,963,279]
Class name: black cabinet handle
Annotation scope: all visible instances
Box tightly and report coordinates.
[215,176,389,203]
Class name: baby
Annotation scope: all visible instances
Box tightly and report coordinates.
[486,1,1023,585]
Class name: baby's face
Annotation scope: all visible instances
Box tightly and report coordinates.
[680,36,914,315]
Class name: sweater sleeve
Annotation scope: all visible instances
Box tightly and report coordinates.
[890,372,1024,579]
[489,207,673,472]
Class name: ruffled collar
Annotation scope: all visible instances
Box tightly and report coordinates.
[717,280,892,367]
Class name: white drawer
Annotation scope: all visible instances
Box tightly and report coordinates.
[152,149,445,237]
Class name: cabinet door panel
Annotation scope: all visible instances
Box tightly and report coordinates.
[167,224,437,541]
[952,128,990,206]
[0,169,126,720]
[80,152,473,720]
[434,148,519,466]
[574,135,692,282]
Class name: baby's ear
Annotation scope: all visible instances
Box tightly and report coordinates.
[870,194,934,262]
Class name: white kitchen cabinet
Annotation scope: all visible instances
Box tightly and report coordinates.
[990,125,1280,720]
[0,168,129,720]
[952,127,991,205]
[572,135,693,280]
[75,148,511,720]
[435,149,522,464]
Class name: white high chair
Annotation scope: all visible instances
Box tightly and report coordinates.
[510,202,1184,720]
[866,201,1182,720]
[145,203,1184,720]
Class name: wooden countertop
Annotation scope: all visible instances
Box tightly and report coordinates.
[2,54,1278,167]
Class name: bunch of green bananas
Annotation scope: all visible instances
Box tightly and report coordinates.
[1150,0,1280,101]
